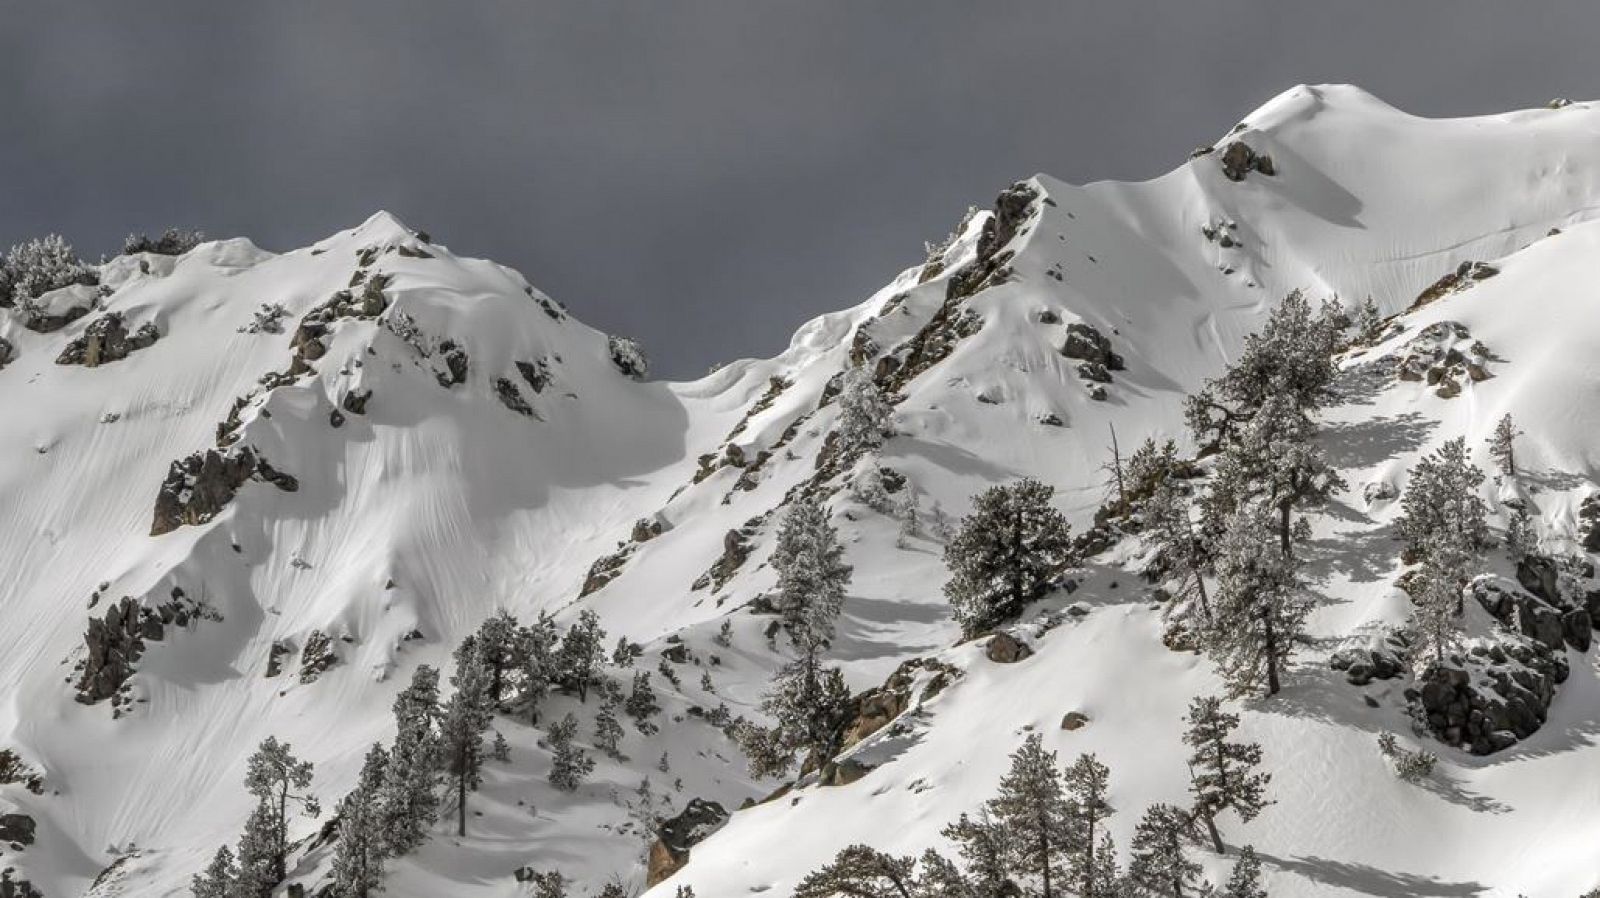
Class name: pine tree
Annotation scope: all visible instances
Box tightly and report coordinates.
[1185,290,1344,453]
[1487,413,1520,477]
[793,844,919,898]
[1142,480,1212,622]
[380,665,441,856]
[771,496,852,674]
[1396,437,1488,621]
[1412,537,1468,667]
[594,697,625,759]
[1221,845,1267,898]
[940,811,1014,898]
[233,799,280,898]
[190,845,237,898]
[557,609,607,703]
[1127,804,1202,898]
[1183,696,1270,854]
[1063,754,1114,898]
[243,736,318,884]
[836,365,895,457]
[1203,504,1308,697]
[548,713,594,792]
[625,671,661,735]
[1354,295,1385,345]
[525,870,568,898]
[738,663,853,778]
[474,609,519,705]
[1504,504,1536,564]
[441,651,493,836]
[1205,391,1343,558]
[515,612,560,723]
[611,636,643,668]
[943,478,1075,637]
[331,745,389,898]
[987,733,1073,897]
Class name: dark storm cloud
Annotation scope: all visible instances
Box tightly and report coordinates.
[2,2,1596,377]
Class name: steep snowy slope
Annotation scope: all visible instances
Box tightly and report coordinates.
[5,84,1600,898]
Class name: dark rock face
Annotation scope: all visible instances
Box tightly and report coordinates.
[435,340,469,388]
[340,389,372,416]
[1476,564,1593,652]
[1581,494,1600,553]
[493,377,536,417]
[55,312,160,367]
[1060,322,1125,370]
[607,335,649,380]
[985,632,1034,664]
[1219,140,1275,181]
[1412,261,1499,309]
[266,640,293,678]
[1330,632,1409,685]
[0,869,42,898]
[838,657,960,751]
[0,814,35,847]
[150,446,298,536]
[1412,637,1567,755]
[515,358,552,393]
[1060,711,1090,731]
[692,520,761,592]
[75,592,201,710]
[0,336,15,371]
[646,798,728,886]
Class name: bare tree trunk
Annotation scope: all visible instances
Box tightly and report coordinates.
[457,772,467,837]
[1203,811,1224,854]
[1265,612,1281,696]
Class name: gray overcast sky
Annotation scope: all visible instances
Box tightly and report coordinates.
[2,2,1596,377]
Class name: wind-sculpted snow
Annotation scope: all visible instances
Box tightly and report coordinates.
[6,86,1600,897]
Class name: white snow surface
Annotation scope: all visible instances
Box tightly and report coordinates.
[2,84,1600,897]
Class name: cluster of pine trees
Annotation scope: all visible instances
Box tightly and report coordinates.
[794,694,1270,898]
[193,606,670,896]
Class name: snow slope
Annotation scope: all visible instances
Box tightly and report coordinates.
[3,84,1600,897]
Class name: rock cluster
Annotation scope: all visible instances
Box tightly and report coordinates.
[1411,260,1499,309]
[607,335,649,380]
[1329,632,1409,685]
[298,630,339,684]
[1392,321,1494,397]
[1060,322,1125,399]
[646,798,728,886]
[75,591,201,711]
[150,446,299,536]
[692,519,761,592]
[0,869,41,898]
[0,815,34,848]
[1219,140,1276,181]
[493,377,536,417]
[55,312,161,367]
[433,339,469,388]
[1410,637,1567,755]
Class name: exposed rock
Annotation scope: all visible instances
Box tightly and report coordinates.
[631,516,667,543]
[266,640,293,678]
[608,335,649,380]
[1392,321,1495,392]
[340,389,372,415]
[1330,632,1409,686]
[150,446,298,536]
[581,546,634,597]
[1411,261,1499,310]
[0,869,42,898]
[1516,555,1561,605]
[692,520,761,592]
[55,312,161,367]
[0,336,12,370]
[840,658,960,751]
[494,377,536,417]
[1219,140,1275,181]
[1060,711,1090,731]
[0,814,35,847]
[1581,494,1600,553]
[1060,322,1125,370]
[434,339,469,388]
[75,592,202,710]
[646,798,728,886]
[515,358,552,394]
[1412,635,1567,754]
[985,632,1034,664]
[298,630,339,684]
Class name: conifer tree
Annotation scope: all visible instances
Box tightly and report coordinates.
[1487,413,1520,477]
[380,665,441,856]
[1183,696,1269,854]
[793,845,919,898]
[1221,846,1267,898]
[331,745,389,898]
[243,737,318,884]
[944,478,1075,637]
[611,636,643,668]
[548,713,595,792]
[1127,804,1202,898]
[190,845,237,898]
[625,670,661,735]
[1204,505,1307,697]
[1396,437,1488,621]
[940,811,1015,898]
[1142,480,1212,622]
[594,697,625,759]
[441,651,493,836]
[987,733,1073,897]
[1504,504,1535,564]
[1063,753,1114,898]
[233,799,280,898]
[836,366,895,457]
[516,612,560,723]
[557,609,607,703]
[474,609,519,705]
[1354,295,1385,345]
[771,496,853,687]
[738,663,854,778]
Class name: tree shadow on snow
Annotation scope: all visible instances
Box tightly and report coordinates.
[1321,412,1437,470]
[1301,518,1401,587]
[1257,850,1488,897]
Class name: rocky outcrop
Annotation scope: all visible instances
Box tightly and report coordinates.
[55,312,160,367]
[75,591,203,712]
[1330,632,1409,685]
[493,377,536,417]
[1060,322,1125,398]
[646,798,728,886]
[1411,261,1499,310]
[0,869,41,898]
[515,358,552,394]
[150,446,299,536]
[340,388,372,416]
[1392,321,1495,397]
[985,632,1034,663]
[692,519,762,592]
[298,631,339,684]
[0,815,34,848]
[0,336,13,371]
[1411,637,1567,755]
[434,339,469,388]
[1475,565,1595,652]
[608,335,649,380]
[581,546,634,597]
[1219,140,1275,181]
[839,658,960,751]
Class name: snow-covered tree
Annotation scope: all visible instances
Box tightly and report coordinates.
[1063,753,1114,898]
[1221,846,1267,898]
[1203,505,1308,697]
[611,636,643,668]
[1412,539,1469,668]
[243,736,318,884]
[625,670,661,735]
[594,697,625,759]
[836,366,895,457]
[557,609,607,703]
[0,234,94,306]
[986,733,1074,897]
[1396,437,1489,566]
[123,227,204,256]
[234,799,280,898]
[1185,290,1344,452]
[441,651,493,836]
[1142,480,1212,622]
[752,663,855,777]
[944,478,1075,637]
[190,845,237,898]
[331,744,389,898]
[1205,391,1344,557]
[473,609,519,705]
[941,810,1014,897]
[1183,696,1270,854]
[380,665,440,856]
[1504,504,1536,564]
[1127,804,1203,898]
[524,869,569,898]
[1354,295,1385,345]
[793,845,919,898]
[771,496,852,691]
[548,713,594,792]
[1487,413,1520,477]
[515,612,561,723]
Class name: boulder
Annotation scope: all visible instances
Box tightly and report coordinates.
[1060,711,1090,731]
[1516,555,1561,604]
[985,632,1033,664]
[0,814,34,847]
[1060,322,1124,370]
[646,798,728,886]
[55,312,160,367]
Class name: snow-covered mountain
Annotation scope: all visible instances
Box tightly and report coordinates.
[5,84,1600,897]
